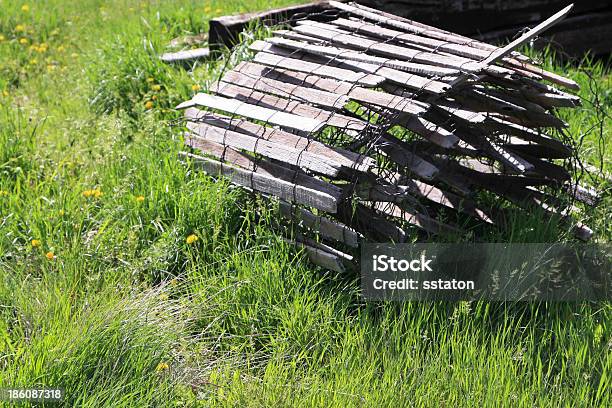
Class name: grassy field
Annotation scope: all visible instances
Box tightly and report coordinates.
[0,0,611,406]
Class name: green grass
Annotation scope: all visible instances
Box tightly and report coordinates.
[0,1,610,406]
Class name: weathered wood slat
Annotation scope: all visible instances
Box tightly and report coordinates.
[182,151,340,213]
[329,1,497,51]
[185,107,374,170]
[366,201,461,236]
[250,41,385,87]
[186,121,343,177]
[183,138,342,195]
[210,82,368,133]
[177,92,325,133]
[260,38,450,94]
[235,61,428,116]
[332,17,491,61]
[292,21,483,73]
[278,200,361,247]
[221,70,349,110]
[271,31,461,77]
[285,238,348,272]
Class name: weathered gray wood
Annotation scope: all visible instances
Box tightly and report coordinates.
[221,70,349,110]
[332,17,490,60]
[285,238,348,272]
[235,61,429,116]
[186,121,343,177]
[250,42,385,87]
[185,107,374,171]
[183,151,340,213]
[255,39,450,94]
[210,82,369,133]
[271,31,461,77]
[183,138,343,195]
[161,47,210,63]
[278,200,361,247]
[292,21,483,73]
[177,92,326,134]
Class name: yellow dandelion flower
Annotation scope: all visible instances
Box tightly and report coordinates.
[58,209,65,216]
[82,189,93,197]
[0,34,5,42]
[145,100,154,110]
[186,234,198,244]
[1,90,8,97]
[151,95,157,100]
[21,4,30,12]
[135,195,145,202]
[204,6,212,13]
[93,189,103,198]
[31,239,41,248]
[45,251,54,260]
[38,43,48,52]
[57,45,65,52]
[19,38,28,45]
[155,362,169,372]
[29,58,38,65]
[15,24,26,32]
[151,84,161,91]
[191,84,201,92]
[146,77,154,83]
[215,8,222,13]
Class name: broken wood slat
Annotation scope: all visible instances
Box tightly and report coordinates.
[401,116,459,149]
[433,157,554,189]
[452,89,568,128]
[250,41,385,87]
[362,169,493,223]
[177,92,325,134]
[221,70,349,110]
[186,121,344,177]
[339,203,406,243]
[285,238,348,273]
[183,151,340,213]
[271,31,461,77]
[404,178,493,224]
[161,47,210,64]
[183,137,342,196]
[210,82,369,133]
[236,61,430,119]
[374,133,439,180]
[329,1,496,51]
[482,5,573,64]
[235,61,429,116]
[257,39,450,94]
[366,201,461,236]
[278,200,361,247]
[185,107,373,170]
[505,143,572,160]
[563,183,600,207]
[486,117,573,156]
[522,91,581,108]
[292,21,484,73]
[331,17,492,61]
